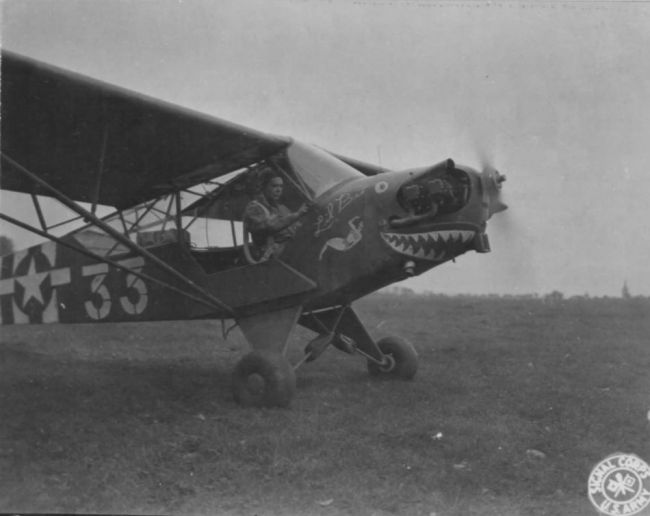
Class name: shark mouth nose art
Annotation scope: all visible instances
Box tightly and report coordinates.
[380,229,476,261]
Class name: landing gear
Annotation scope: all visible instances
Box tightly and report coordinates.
[299,307,419,380]
[231,305,419,408]
[367,336,418,379]
[231,351,296,408]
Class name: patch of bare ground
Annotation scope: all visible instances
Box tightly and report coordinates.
[1,294,649,515]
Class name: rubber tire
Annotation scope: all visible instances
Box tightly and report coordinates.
[367,336,418,380]
[232,351,296,408]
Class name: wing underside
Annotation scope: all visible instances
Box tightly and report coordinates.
[0,51,290,209]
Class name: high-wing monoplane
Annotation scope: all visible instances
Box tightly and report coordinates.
[0,51,507,407]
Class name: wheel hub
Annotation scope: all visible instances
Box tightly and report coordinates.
[245,373,266,395]
[378,353,396,373]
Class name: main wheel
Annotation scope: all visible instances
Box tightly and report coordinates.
[232,351,296,408]
[367,336,418,380]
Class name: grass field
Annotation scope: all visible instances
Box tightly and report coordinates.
[1,293,649,516]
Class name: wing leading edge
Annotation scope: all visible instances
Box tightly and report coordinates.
[0,51,291,209]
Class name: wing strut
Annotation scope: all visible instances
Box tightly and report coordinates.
[91,125,109,215]
[1,153,234,316]
[30,192,47,231]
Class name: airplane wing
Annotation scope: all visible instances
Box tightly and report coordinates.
[0,51,291,209]
[330,154,390,176]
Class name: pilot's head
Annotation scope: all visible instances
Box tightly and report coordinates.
[261,171,284,204]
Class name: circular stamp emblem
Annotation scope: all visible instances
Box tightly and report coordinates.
[588,453,650,515]
[374,181,389,194]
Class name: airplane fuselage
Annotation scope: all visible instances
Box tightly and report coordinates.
[0,159,497,325]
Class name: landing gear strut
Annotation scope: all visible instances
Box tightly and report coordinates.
[299,306,419,380]
[232,307,301,408]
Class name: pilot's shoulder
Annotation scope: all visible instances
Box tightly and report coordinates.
[245,199,270,218]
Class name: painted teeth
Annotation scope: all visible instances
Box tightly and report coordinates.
[382,230,475,245]
[380,230,475,261]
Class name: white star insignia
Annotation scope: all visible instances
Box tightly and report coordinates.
[15,256,48,305]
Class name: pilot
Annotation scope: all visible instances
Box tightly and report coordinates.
[244,170,309,260]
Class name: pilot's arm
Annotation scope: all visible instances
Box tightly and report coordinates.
[245,202,307,234]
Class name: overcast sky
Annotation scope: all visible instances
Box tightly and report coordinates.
[2,0,649,296]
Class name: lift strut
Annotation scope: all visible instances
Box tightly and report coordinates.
[1,153,235,316]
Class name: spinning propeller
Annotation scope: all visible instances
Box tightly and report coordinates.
[478,150,508,220]
[471,127,508,221]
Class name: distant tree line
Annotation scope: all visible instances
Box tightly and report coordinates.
[381,285,648,301]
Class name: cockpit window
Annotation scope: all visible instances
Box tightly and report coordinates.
[284,141,364,198]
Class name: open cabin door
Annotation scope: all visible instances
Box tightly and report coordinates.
[180,166,317,317]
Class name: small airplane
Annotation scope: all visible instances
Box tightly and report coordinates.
[0,51,507,407]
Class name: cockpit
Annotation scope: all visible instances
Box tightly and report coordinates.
[180,141,364,271]
[183,141,363,223]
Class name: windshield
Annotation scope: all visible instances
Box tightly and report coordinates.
[285,141,364,198]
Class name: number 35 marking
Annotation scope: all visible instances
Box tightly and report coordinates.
[82,264,111,320]
[119,257,148,315]
[82,257,148,320]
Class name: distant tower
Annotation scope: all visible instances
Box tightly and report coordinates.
[622,280,631,299]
